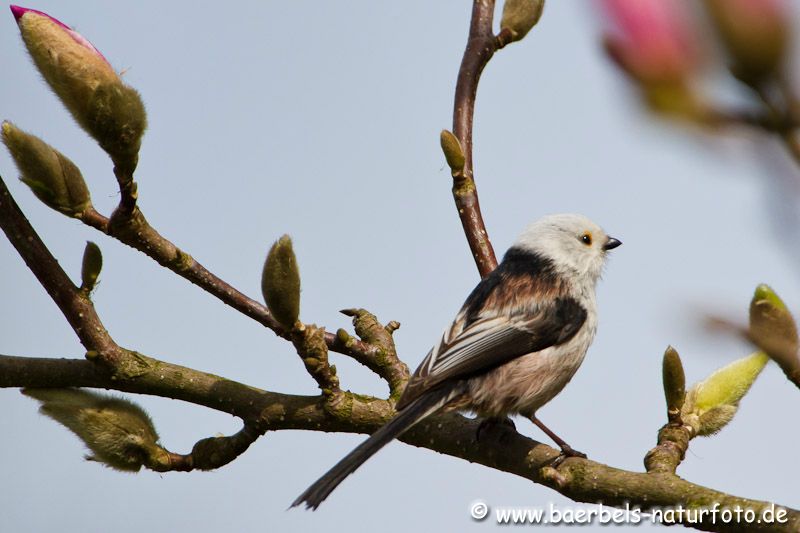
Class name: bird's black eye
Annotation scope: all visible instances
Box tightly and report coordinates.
[581,233,592,246]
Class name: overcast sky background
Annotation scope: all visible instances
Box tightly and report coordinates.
[1,2,799,532]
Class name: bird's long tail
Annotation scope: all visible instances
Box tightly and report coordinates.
[291,386,455,510]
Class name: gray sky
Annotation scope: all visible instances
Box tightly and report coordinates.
[1,2,799,532]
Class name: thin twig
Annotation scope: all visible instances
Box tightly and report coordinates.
[778,131,800,166]
[154,423,261,472]
[78,206,383,373]
[707,315,800,391]
[751,82,800,167]
[0,176,122,365]
[341,308,409,399]
[291,323,341,397]
[451,0,500,277]
[112,166,138,216]
[702,108,793,132]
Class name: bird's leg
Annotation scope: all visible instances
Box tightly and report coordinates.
[475,416,517,443]
[530,415,586,466]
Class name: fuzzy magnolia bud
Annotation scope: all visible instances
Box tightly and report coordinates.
[2,121,91,216]
[22,388,165,472]
[261,235,301,330]
[600,0,700,85]
[500,0,545,43]
[703,0,789,84]
[599,0,703,119]
[662,345,686,423]
[81,241,103,292]
[681,352,769,436]
[749,284,800,383]
[439,130,465,172]
[10,5,146,174]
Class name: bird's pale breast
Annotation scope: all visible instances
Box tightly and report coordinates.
[463,302,597,418]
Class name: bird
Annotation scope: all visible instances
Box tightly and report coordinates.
[292,213,621,509]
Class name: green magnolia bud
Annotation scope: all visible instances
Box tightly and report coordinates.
[696,404,737,436]
[23,388,161,472]
[753,283,790,312]
[439,130,465,172]
[693,352,768,412]
[261,235,301,329]
[12,7,146,174]
[749,284,799,372]
[662,346,686,422]
[500,0,545,43]
[2,121,91,216]
[681,352,769,436]
[81,241,103,292]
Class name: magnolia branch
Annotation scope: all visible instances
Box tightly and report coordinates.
[4,5,799,532]
[0,164,409,468]
[3,170,798,530]
[0,179,123,365]
[0,353,796,532]
[746,81,800,168]
[77,205,405,388]
[450,0,500,277]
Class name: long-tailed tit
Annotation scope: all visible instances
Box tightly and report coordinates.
[293,213,621,509]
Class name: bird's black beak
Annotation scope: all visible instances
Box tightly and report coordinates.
[603,237,622,251]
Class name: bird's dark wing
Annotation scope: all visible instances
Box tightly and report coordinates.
[396,297,586,410]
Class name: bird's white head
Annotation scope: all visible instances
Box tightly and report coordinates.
[513,213,621,284]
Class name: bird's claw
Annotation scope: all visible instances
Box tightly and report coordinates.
[550,445,587,468]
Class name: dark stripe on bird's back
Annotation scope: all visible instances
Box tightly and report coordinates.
[461,247,564,327]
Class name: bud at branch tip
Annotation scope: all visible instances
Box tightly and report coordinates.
[500,0,545,43]
[261,235,301,330]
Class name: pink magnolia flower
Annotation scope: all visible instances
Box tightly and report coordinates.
[9,5,146,173]
[10,5,110,65]
[599,0,701,85]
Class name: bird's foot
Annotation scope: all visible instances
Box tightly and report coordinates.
[475,416,516,443]
[550,444,587,468]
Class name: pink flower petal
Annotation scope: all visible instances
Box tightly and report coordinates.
[598,0,700,83]
[9,5,110,65]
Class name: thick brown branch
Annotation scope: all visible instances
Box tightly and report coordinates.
[0,176,122,365]
[451,0,499,277]
[644,423,692,475]
[2,353,797,532]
